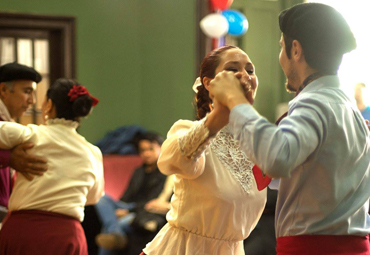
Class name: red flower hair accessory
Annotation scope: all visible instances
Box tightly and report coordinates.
[68,85,99,106]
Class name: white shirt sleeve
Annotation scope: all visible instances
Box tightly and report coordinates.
[0,122,34,149]
[158,119,213,179]
[229,102,322,178]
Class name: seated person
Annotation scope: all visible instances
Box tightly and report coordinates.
[354,82,370,121]
[95,132,167,254]
[144,175,173,216]
[123,175,174,255]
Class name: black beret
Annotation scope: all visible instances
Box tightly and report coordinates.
[279,3,356,56]
[0,62,42,83]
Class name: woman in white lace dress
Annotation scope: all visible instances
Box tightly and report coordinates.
[142,46,267,255]
[0,78,104,255]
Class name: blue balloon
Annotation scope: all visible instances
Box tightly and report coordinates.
[222,10,248,36]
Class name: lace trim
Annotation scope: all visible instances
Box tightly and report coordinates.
[46,118,79,129]
[178,118,213,161]
[210,125,254,193]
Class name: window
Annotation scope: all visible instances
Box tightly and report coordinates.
[0,33,49,124]
[0,13,75,124]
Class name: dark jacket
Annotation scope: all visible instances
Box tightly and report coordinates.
[95,125,147,155]
[120,164,167,211]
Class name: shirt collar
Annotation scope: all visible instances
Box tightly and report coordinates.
[46,118,79,129]
[289,75,340,106]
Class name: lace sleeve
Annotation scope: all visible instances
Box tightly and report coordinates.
[177,117,214,161]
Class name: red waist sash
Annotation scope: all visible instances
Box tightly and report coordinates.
[277,235,370,255]
[0,210,87,255]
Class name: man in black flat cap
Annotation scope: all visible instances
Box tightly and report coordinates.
[0,62,47,224]
[208,3,370,255]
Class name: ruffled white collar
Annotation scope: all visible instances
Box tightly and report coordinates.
[46,118,79,129]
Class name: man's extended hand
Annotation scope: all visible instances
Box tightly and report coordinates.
[10,143,47,181]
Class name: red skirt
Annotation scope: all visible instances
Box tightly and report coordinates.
[277,235,370,255]
[0,210,87,255]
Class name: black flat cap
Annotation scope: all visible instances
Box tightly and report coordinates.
[0,62,42,83]
[279,3,356,55]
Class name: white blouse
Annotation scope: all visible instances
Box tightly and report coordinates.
[143,118,266,255]
[0,119,104,222]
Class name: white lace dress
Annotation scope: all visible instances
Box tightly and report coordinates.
[143,118,267,255]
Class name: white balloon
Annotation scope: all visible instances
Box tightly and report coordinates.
[200,13,229,38]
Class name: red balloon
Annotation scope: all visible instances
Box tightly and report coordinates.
[210,0,234,10]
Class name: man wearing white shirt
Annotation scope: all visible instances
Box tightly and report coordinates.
[208,3,370,255]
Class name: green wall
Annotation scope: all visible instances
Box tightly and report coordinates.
[0,0,303,144]
[138,1,196,137]
[0,0,196,143]
[233,0,300,122]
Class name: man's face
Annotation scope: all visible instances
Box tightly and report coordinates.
[279,35,298,93]
[0,80,35,119]
[138,140,161,166]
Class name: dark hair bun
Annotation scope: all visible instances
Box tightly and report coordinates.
[47,78,94,122]
[72,94,93,118]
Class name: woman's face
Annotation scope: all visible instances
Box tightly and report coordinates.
[215,48,258,104]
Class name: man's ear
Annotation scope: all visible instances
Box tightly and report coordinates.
[202,77,212,91]
[0,82,9,99]
[291,40,304,62]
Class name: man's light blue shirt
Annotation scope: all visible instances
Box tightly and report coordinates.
[229,75,370,237]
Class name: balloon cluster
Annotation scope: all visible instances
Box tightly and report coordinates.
[200,0,248,38]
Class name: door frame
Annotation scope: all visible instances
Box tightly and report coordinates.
[0,12,76,82]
